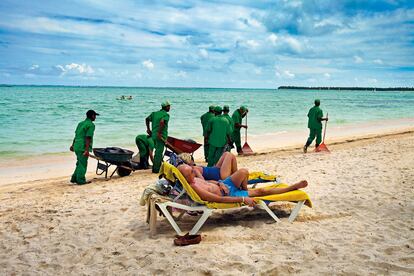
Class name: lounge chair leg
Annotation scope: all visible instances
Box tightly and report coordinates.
[258,200,281,223]
[157,203,186,236]
[149,199,158,238]
[288,201,305,222]
[189,209,213,235]
[176,210,186,221]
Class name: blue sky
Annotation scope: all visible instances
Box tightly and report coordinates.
[0,0,413,88]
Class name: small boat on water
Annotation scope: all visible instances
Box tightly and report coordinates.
[116,95,133,100]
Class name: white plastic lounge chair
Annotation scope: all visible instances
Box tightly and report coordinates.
[147,162,312,236]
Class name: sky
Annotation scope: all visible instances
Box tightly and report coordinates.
[0,0,413,88]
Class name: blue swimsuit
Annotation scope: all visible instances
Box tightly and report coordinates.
[202,166,221,181]
[221,176,249,197]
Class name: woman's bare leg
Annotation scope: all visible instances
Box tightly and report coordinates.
[229,168,249,190]
[230,154,238,174]
[248,181,308,197]
[216,152,238,179]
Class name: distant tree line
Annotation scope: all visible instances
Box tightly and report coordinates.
[278,86,414,91]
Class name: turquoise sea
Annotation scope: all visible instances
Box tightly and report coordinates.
[1,86,414,159]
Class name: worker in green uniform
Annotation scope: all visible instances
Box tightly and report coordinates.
[206,106,231,166]
[222,105,234,152]
[200,105,215,162]
[135,134,154,169]
[146,101,171,173]
[70,109,99,185]
[231,105,248,155]
[303,99,328,153]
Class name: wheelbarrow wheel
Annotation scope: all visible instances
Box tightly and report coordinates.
[117,167,132,177]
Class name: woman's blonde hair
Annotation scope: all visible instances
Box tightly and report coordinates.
[178,152,193,165]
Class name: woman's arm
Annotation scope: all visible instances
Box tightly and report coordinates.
[193,166,204,180]
[191,184,242,203]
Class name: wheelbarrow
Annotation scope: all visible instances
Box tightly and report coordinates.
[91,147,137,178]
[163,136,202,162]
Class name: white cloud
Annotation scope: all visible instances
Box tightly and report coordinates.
[285,37,302,52]
[267,33,278,45]
[270,35,303,53]
[67,63,94,74]
[246,40,260,49]
[284,70,295,78]
[56,63,94,75]
[275,67,295,79]
[247,18,262,28]
[354,55,363,64]
[55,65,65,72]
[29,64,39,70]
[373,59,383,65]
[254,68,262,75]
[142,59,155,70]
[324,73,331,78]
[199,49,208,58]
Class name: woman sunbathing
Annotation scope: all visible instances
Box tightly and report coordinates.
[177,164,308,207]
[178,152,239,181]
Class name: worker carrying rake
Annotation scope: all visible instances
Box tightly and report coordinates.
[303,99,329,153]
[231,105,248,155]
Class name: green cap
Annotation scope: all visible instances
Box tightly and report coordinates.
[214,106,222,113]
[209,105,215,111]
[240,105,247,112]
[223,105,229,111]
[161,100,171,107]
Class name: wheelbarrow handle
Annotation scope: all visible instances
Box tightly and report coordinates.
[89,154,102,161]
[161,136,183,154]
[160,136,173,147]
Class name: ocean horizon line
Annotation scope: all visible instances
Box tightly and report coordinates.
[278,86,414,91]
[2,84,414,91]
[0,84,277,90]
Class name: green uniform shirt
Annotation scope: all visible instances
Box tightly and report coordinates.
[73,118,95,152]
[231,110,242,133]
[146,110,170,140]
[222,114,234,133]
[200,111,215,136]
[207,115,230,147]
[135,135,155,151]
[307,106,323,130]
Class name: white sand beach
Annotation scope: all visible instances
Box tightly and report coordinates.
[0,126,413,275]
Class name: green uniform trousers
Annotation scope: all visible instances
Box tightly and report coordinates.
[232,130,242,153]
[136,140,150,169]
[152,138,165,173]
[207,145,224,167]
[136,139,149,159]
[71,151,88,184]
[306,128,322,147]
[203,137,209,162]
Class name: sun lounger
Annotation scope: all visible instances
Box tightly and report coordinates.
[147,162,312,237]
